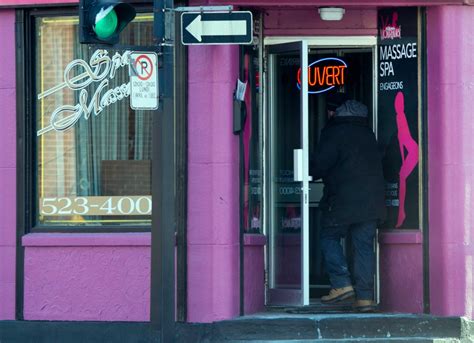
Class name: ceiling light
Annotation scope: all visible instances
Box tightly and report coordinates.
[318,7,345,21]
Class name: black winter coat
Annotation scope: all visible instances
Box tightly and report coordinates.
[310,116,386,227]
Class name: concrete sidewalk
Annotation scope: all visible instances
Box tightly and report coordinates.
[1,312,473,342]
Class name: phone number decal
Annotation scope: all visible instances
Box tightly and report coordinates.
[39,196,152,216]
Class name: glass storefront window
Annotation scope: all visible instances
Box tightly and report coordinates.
[35,14,153,227]
[243,47,263,234]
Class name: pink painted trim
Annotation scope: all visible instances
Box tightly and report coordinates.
[209,0,466,5]
[378,230,422,244]
[0,9,17,320]
[22,233,151,247]
[264,29,377,37]
[0,0,77,7]
[1,0,466,7]
[243,234,266,246]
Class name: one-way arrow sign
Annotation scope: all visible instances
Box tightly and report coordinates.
[181,11,253,45]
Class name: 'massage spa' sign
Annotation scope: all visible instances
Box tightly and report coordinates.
[377,8,420,229]
[297,57,347,94]
[37,49,131,136]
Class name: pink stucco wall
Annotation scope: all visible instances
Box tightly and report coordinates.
[187,44,241,323]
[0,9,16,321]
[379,232,423,313]
[244,235,266,314]
[22,233,151,321]
[427,5,474,318]
[264,8,377,36]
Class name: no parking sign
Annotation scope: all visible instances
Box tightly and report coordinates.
[129,52,159,110]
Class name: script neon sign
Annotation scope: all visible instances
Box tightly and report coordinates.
[37,49,131,136]
[297,57,347,94]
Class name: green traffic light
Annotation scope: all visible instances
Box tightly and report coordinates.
[94,6,118,39]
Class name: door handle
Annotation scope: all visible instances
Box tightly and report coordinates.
[293,149,303,181]
[294,149,313,182]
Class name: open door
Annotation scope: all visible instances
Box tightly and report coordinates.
[266,41,310,306]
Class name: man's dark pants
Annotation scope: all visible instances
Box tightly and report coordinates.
[320,220,377,300]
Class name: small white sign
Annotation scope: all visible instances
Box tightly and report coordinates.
[235,79,247,101]
[130,52,159,110]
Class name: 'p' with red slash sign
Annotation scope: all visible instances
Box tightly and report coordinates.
[129,52,159,110]
[134,54,154,81]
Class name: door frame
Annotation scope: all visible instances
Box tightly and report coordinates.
[262,36,379,306]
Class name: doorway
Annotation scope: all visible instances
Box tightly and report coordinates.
[264,38,378,306]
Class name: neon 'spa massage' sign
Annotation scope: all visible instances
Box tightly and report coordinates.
[296,57,347,94]
[37,49,131,136]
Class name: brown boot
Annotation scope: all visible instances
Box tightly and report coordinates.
[352,299,377,312]
[321,286,355,304]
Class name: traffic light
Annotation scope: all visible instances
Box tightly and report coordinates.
[79,0,136,45]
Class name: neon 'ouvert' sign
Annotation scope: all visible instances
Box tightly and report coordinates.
[296,57,347,94]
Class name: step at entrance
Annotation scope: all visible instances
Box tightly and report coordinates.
[175,313,473,342]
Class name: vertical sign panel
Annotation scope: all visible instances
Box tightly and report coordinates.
[377,8,420,229]
[130,52,159,110]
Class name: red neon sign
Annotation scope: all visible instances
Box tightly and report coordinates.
[297,57,347,94]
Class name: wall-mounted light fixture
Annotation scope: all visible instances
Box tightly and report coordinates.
[318,7,345,21]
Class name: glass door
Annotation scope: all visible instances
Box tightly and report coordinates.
[266,41,310,306]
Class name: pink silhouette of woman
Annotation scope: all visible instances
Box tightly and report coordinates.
[394,91,419,227]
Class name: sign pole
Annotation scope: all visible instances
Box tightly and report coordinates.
[151,0,175,341]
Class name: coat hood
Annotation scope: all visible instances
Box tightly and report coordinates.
[335,100,368,118]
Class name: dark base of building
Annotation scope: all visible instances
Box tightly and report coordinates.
[1,313,473,342]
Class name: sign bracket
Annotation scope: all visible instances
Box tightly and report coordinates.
[174,6,234,12]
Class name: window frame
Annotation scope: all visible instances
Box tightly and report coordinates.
[18,5,155,233]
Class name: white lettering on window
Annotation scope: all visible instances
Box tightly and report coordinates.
[37,49,131,136]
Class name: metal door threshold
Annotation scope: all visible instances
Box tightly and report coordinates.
[265,299,359,314]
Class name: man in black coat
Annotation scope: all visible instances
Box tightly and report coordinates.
[310,94,386,312]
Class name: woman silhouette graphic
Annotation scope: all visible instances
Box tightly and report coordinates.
[394,91,419,227]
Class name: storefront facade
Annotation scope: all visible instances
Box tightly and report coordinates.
[1,0,474,332]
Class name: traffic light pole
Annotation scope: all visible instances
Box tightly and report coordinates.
[151,0,176,341]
